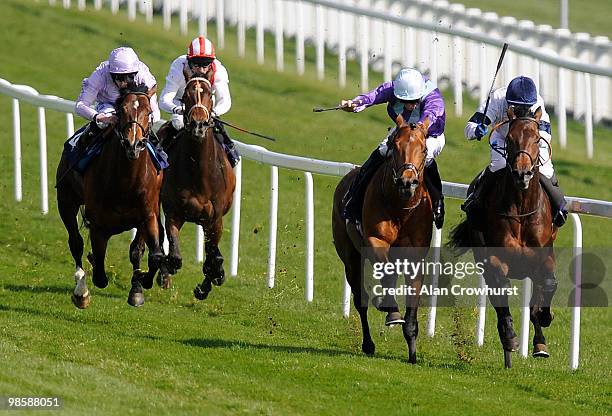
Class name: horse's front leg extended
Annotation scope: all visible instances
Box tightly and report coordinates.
[142,214,164,290]
[367,236,404,326]
[165,214,185,275]
[402,276,423,364]
[195,217,224,300]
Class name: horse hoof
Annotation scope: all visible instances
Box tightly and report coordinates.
[362,342,375,356]
[71,293,90,309]
[532,344,550,358]
[193,284,210,301]
[212,274,225,286]
[408,352,417,365]
[141,273,154,290]
[127,291,145,307]
[385,311,405,326]
[92,274,108,289]
[502,337,519,352]
[157,272,172,289]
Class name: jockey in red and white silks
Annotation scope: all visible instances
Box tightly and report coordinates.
[159,36,231,130]
[75,47,160,130]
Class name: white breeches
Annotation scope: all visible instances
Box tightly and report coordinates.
[378,127,445,166]
[489,135,554,179]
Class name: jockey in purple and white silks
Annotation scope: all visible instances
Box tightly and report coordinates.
[75,47,160,132]
[157,36,239,167]
[462,76,568,227]
[340,68,447,229]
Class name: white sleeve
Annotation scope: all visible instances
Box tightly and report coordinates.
[464,88,505,141]
[75,68,103,121]
[159,57,186,114]
[212,62,231,116]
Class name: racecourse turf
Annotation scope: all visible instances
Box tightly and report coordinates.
[0,1,610,415]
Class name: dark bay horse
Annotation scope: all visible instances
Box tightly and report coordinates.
[449,107,558,368]
[332,115,433,363]
[159,76,235,299]
[56,85,164,308]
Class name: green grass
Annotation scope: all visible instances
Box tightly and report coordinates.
[0,1,611,415]
[456,0,612,38]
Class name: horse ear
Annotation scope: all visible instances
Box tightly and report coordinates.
[420,116,430,132]
[395,114,406,128]
[183,66,190,83]
[534,106,542,121]
[507,106,516,120]
[147,84,157,98]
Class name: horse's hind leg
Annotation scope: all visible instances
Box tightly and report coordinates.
[57,186,89,309]
[402,278,423,364]
[195,217,225,301]
[165,214,185,275]
[530,305,549,358]
[90,228,110,289]
[347,255,375,356]
[530,276,557,358]
[127,229,147,307]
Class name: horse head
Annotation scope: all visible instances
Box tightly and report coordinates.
[115,84,156,160]
[182,75,214,140]
[388,114,429,200]
[505,106,544,190]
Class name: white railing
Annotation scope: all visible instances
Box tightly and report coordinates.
[3,76,612,369]
[56,0,612,160]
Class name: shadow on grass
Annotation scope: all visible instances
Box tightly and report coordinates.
[0,303,113,325]
[2,283,125,300]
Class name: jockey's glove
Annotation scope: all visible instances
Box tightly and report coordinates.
[95,113,118,129]
[340,99,357,112]
[475,123,488,140]
[172,105,184,115]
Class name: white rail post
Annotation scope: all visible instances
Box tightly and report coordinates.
[449,4,466,117]
[198,0,208,36]
[573,33,591,121]
[49,0,56,6]
[517,20,536,80]
[584,73,593,159]
[145,0,153,23]
[465,8,482,97]
[555,28,572,149]
[128,0,136,21]
[499,16,518,88]
[78,0,85,10]
[216,0,225,50]
[12,99,22,202]
[478,42,487,104]
[66,112,74,139]
[237,0,246,57]
[338,8,347,88]
[256,0,265,64]
[402,0,416,68]
[179,0,188,35]
[94,0,101,10]
[194,225,203,263]
[569,213,582,370]
[37,107,48,215]
[315,4,325,80]
[592,36,611,124]
[476,274,487,346]
[426,227,442,337]
[343,273,351,318]
[383,20,393,82]
[557,65,568,149]
[230,160,242,276]
[305,172,314,302]
[274,0,284,72]
[296,0,305,75]
[162,0,171,31]
[63,0,70,9]
[519,278,532,358]
[111,0,119,15]
[359,0,369,93]
[267,166,279,288]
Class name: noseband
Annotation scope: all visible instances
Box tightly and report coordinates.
[184,77,213,133]
[388,126,427,185]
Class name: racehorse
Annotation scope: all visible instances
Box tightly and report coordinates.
[56,84,164,309]
[159,75,235,299]
[449,106,558,368]
[332,115,434,363]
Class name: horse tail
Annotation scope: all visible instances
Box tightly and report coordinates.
[446,218,472,255]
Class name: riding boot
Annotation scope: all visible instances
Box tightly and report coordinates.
[461,167,497,226]
[424,160,444,229]
[214,120,241,168]
[539,174,568,227]
[156,121,179,152]
[342,149,386,223]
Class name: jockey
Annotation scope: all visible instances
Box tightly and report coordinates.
[340,67,446,229]
[462,76,568,227]
[74,46,160,135]
[158,35,240,167]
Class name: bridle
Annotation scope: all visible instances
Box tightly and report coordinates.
[114,92,152,155]
[183,77,213,134]
[387,125,427,186]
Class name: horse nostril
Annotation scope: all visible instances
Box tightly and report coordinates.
[411,179,419,186]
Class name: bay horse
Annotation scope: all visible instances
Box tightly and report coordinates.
[159,75,235,299]
[449,106,558,368]
[332,115,433,363]
[56,84,164,309]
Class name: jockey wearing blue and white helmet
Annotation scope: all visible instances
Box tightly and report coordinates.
[463,76,568,227]
[74,47,160,132]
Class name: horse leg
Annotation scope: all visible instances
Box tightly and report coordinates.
[346,255,375,356]
[530,304,549,358]
[89,228,110,289]
[165,214,185,275]
[530,275,557,358]
[195,218,224,300]
[142,214,165,290]
[58,189,89,309]
[155,214,172,289]
[127,229,147,307]
[402,278,423,364]
[535,274,557,328]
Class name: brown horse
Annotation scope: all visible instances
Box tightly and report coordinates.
[159,75,235,299]
[56,85,164,308]
[332,115,433,363]
[449,107,558,368]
